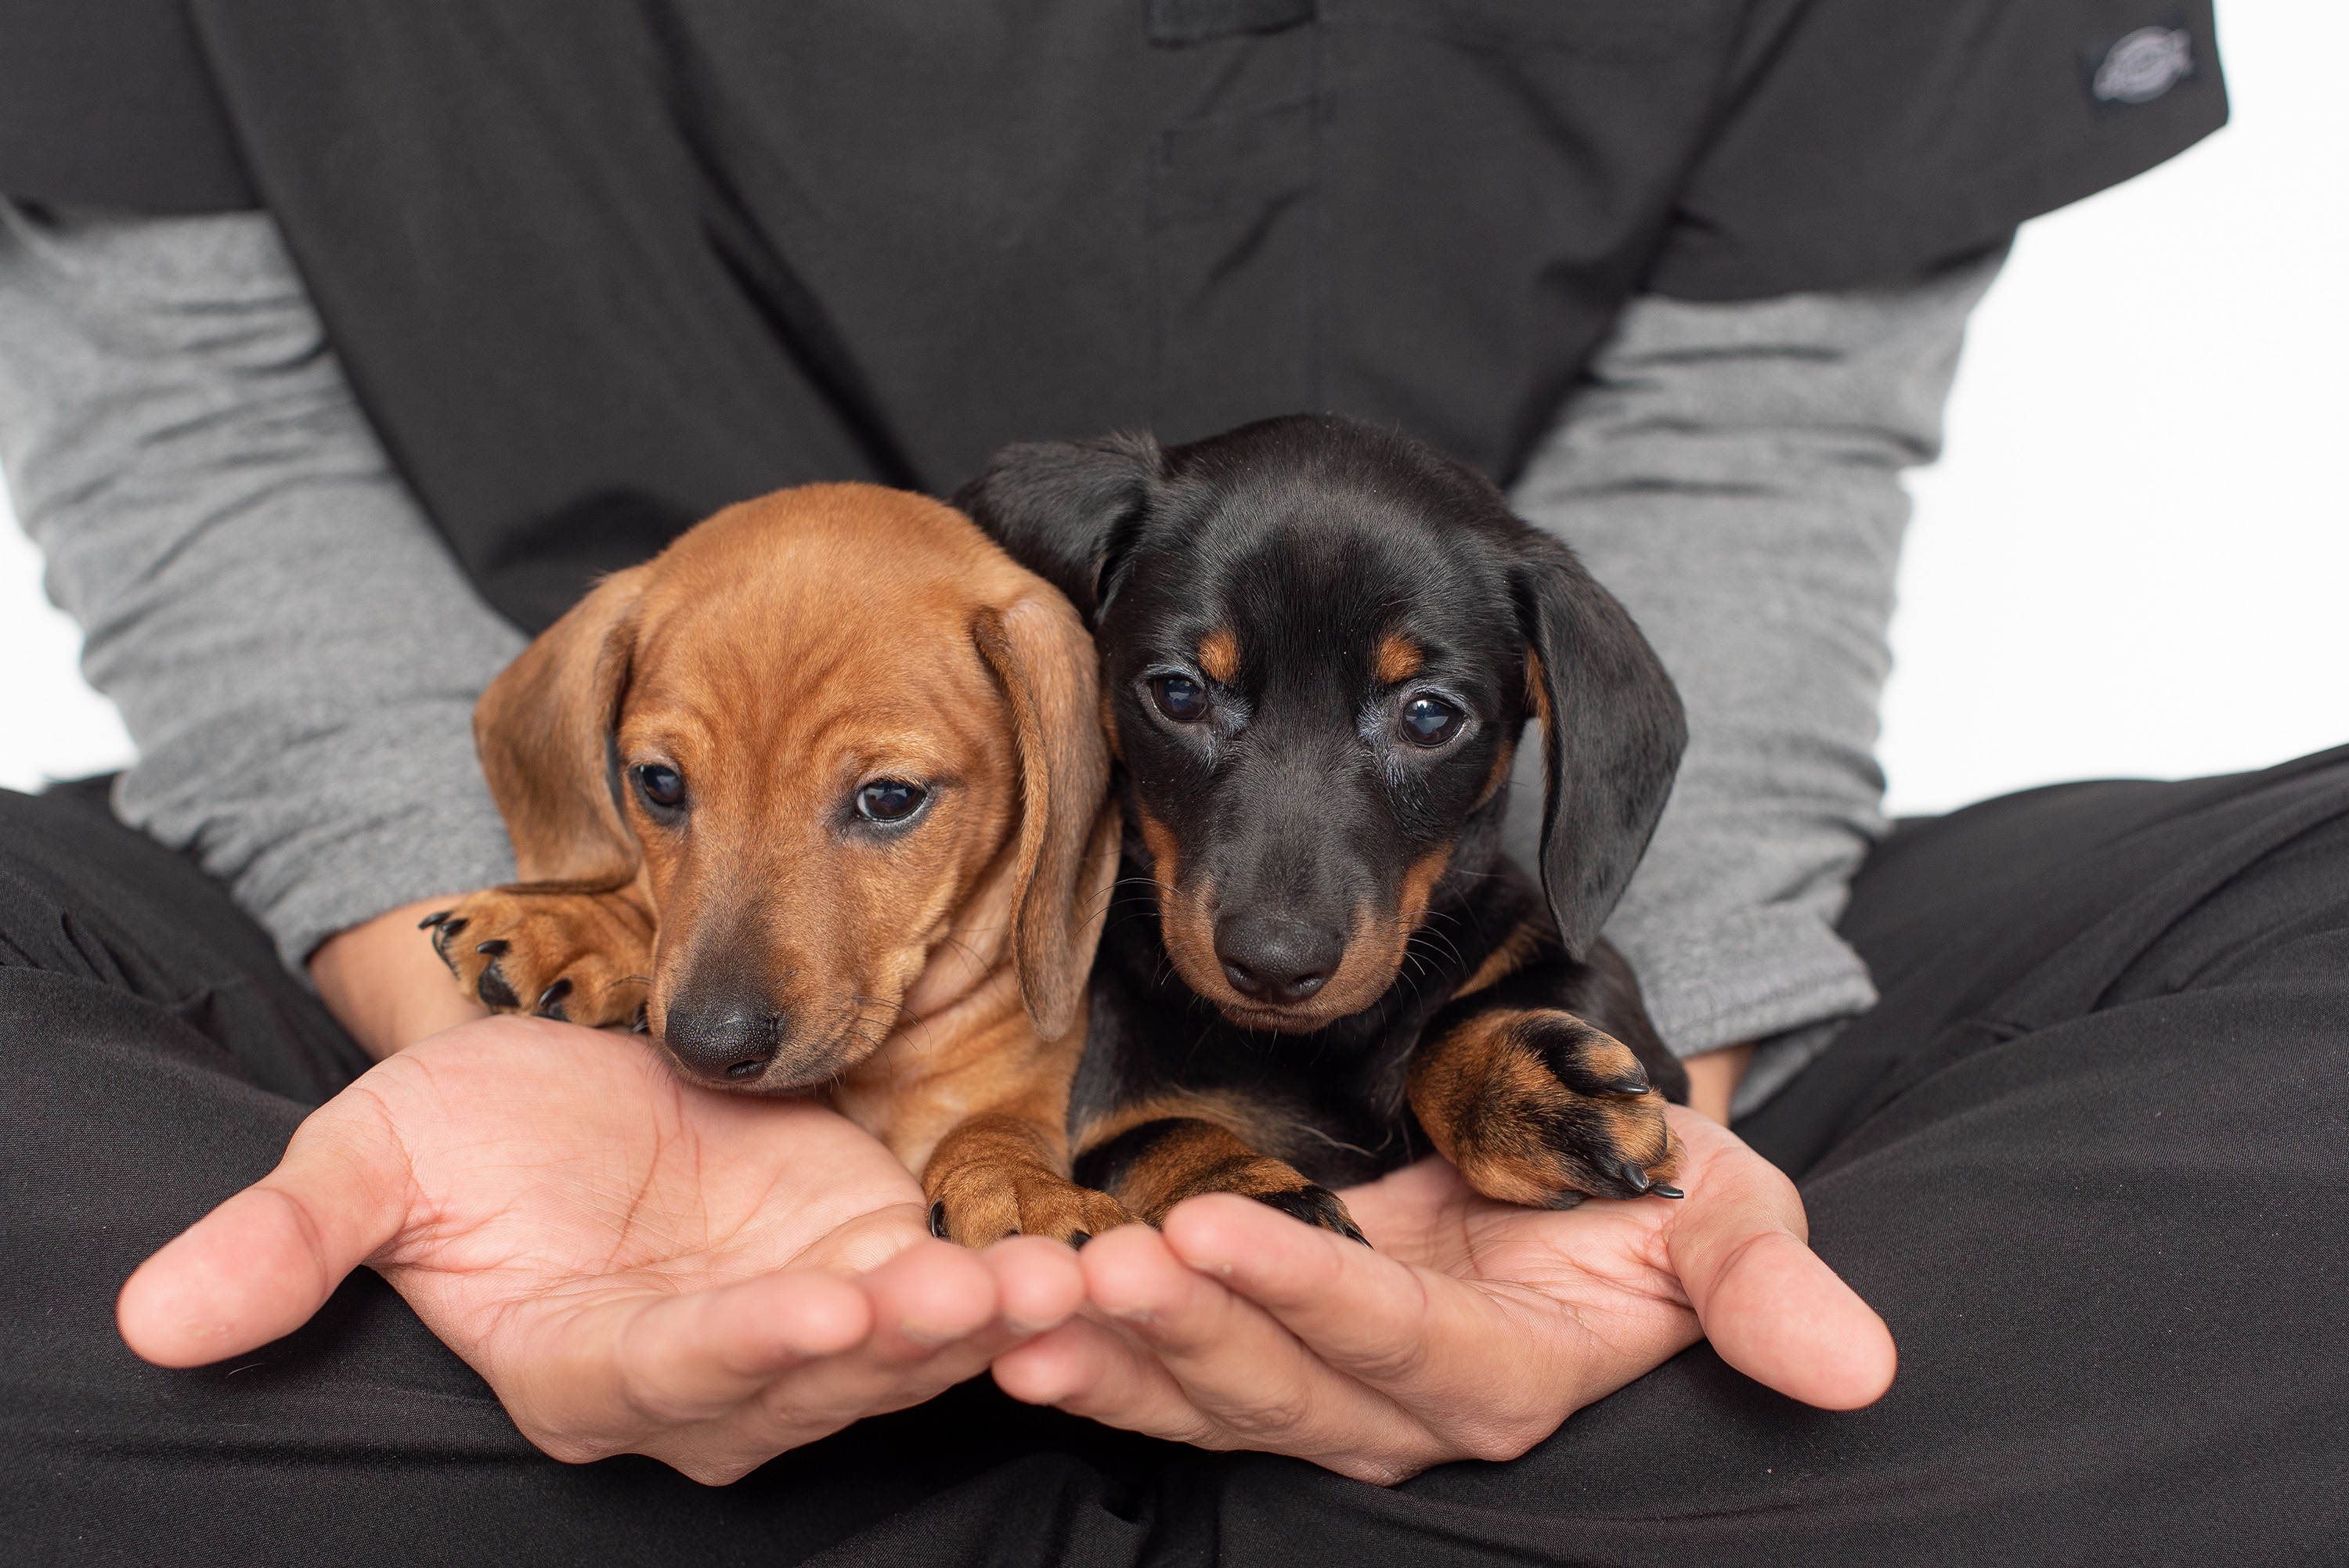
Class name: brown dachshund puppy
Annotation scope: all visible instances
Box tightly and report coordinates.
[424,484,1131,1246]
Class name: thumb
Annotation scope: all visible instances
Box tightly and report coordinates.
[1665,1116,1897,1411]
[117,1101,413,1368]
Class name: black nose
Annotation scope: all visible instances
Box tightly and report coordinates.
[1214,916,1344,1004]
[660,993,785,1083]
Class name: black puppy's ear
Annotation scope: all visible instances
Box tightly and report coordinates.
[1511,532,1687,960]
[954,434,1162,623]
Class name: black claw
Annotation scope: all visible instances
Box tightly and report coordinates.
[1067,1230,1092,1250]
[476,961,519,1010]
[1618,1163,1652,1195]
[928,1201,949,1239]
[474,938,510,956]
[1649,1182,1685,1200]
[536,977,573,1020]
[417,910,452,929]
[1605,1075,1654,1097]
[1255,1186,1373,1246]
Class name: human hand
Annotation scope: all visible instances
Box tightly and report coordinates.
[117,1016,1086,1483]
[990,1107,1892,1483]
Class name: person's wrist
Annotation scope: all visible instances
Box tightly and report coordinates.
[1682,1042,1753,1123]
[309,896,489,1060]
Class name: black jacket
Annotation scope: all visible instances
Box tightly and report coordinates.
[1,0,2224,631]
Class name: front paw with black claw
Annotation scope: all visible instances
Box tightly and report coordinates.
[424,887,655,1030]
[1409,1007,1683,1209]
[924,1165,1138,1249]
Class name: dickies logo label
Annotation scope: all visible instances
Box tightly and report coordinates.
[2087,24,2196,107]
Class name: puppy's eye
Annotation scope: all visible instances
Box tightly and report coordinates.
[633,763,685,809]
[1151,674,1210,723]
[1400,696,1463,748]
[856,779,927,824]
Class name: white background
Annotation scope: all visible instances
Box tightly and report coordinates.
[3,1,2344,808]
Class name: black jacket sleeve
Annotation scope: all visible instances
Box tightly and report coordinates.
[1645,0,2225,300]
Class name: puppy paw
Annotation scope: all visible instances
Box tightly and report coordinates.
[1409,1007,1683,1207]
[925,1163,1138,1249]
[1077,1116,1374,1244]
[423,886,655,1029]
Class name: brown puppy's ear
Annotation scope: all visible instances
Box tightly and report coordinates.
[973,591,1116,1040]
[1512,532,1687,961]
[954,434,1162,624]
[474,564,653,888]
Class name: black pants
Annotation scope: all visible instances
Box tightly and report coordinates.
[4,756,2344,1566]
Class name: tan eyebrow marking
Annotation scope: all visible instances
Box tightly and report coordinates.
[1375,633,1425,686]
[1198,626,1239,685]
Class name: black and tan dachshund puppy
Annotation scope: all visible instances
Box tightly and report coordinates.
[958,414,1690,1240]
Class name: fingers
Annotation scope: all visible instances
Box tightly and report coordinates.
[1157,1195,1441,1382]
[117,1101,414,1368]
[586,1236,1088,1483]
[630,1235,1084,1418]
[1663,1112,1896,1410]
[1694,1229,1894,1409]
[988,1235,1225,1446]
[1159,1195,1571,1464]
[992,1220,1441,1481]
[597,1267,877,1428]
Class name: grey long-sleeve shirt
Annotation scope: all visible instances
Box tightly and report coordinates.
[1503,248,2004,1115]
[0,200,524,963]
[0,200,2001,1112]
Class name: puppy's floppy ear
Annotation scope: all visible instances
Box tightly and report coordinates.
[974,591,1118,1041]
[473,564,654,888]
[1511,532,1687,960]
[954,434,1161,624]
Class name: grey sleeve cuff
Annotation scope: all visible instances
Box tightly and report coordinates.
[0,200,524,972]
[1503,242,2008,1111]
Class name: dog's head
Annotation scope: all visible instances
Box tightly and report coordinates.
[959,416,1683,1034]
[473,484,1113,1088]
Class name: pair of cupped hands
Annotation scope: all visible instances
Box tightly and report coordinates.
[118,922,1895,1489]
